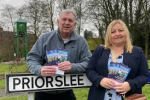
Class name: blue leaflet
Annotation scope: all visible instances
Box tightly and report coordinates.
[46,49,70,65]
[108,62,131,82]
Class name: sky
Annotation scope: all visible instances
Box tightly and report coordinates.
[0,0,97,36]
[0,0,28,31]
[0,0,26,8]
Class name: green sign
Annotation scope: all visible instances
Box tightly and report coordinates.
[16,18,27,36]
[17,22,27,32]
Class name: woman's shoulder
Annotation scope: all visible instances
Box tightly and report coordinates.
[132,46,143,53]
[93,45,109,54]
[95,45,105,51]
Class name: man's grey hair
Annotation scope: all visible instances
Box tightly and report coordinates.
[59,9,76,20]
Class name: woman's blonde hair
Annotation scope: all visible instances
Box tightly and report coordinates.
[105,19,133,53]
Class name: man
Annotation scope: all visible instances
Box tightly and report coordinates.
[27,9,91,100]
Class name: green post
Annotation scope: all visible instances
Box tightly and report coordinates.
[16,34,19,58]
[14,32,17,59]
[24,33,28,59]
[15,18,27,59]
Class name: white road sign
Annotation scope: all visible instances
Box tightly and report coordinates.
[6,73,92,93]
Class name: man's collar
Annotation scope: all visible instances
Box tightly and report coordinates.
[56,28,77,41]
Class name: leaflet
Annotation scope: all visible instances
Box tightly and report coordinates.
[46,49,70,75]
[108,62,131,82]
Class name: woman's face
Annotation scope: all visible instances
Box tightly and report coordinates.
[110,23,127,46]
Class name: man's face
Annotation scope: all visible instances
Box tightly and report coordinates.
[57,13,76,35]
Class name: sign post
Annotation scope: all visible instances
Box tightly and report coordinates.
[28,92,34,100]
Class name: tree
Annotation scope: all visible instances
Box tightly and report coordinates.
[41,0,56,31]
[56,0,87,35]
[132,0,150,58]
[84,29,93,40]
[142,0,150,58]
[1,4,17,32]
[24,0,44,40]
[85,0,150,57]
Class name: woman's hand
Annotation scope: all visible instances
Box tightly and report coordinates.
[100,78,115,89]
[114,82,131,94]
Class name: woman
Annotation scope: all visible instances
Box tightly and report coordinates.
[86,19,149,100]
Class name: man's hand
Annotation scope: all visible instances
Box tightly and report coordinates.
[41,66,56,76]
[58,61,72,71]
[100,78,115,89]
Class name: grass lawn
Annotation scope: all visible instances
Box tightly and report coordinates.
[148,60,150,67]
[0,95,27,100]
[0,63,28,75]
[0,63,29,89]
[0,60,150,100]
[74,88,89,100]
[143,84,150,99]
[0,79,5,89]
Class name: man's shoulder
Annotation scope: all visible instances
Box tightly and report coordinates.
[37,30,57,41]
[41,30,57,37]
[76,34,86,42]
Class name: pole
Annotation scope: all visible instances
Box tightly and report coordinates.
[28,92,34,100]
[23,33,28,59]
[16,32,19,58]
